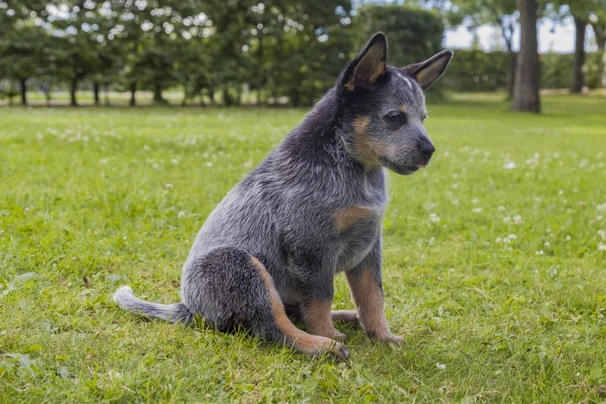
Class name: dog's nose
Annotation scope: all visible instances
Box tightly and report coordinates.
[418,140,435,157]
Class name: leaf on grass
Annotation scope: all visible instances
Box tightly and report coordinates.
[590,367,603,381]
[2,272,37,295]
[4,353,37,373]
[108,274,127,283]
[19,298,32,312]
[57,366,70,379]
[24,344,44,353]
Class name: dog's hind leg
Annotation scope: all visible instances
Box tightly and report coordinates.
[331,310,360,326]
[182,247,349,359]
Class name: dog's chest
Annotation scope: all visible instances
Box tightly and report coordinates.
[333,170,387,271]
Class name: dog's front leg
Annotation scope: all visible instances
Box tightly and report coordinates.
[345,238,403,344]
[297,255,346,340]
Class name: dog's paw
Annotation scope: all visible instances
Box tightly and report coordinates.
[382,334,405,345]
[332,329,348,341]
[369,331,405,345]
[332,342,350,360]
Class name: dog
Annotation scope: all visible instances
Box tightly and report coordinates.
[114,32,453,359]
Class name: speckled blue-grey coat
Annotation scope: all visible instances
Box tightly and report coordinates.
[114,33,453,359]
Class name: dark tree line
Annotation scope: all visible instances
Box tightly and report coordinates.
[2,1,605,110]
[0,1,447,106]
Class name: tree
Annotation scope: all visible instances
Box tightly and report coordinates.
[448,0,518,97]
[550,1,606,93]
[512,0,541,112]
[0,1,49,105]
[589,11,606,87]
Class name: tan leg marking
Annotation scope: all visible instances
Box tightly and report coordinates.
[334,206,377,233]
[303,299,346,340]
[250,257,349,358]
[346,267,403,344]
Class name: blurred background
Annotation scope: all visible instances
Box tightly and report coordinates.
[0,0,604,110]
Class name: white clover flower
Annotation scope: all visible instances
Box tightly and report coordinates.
[503,162,516,170]
[436,363,446,370]
[536,250,544,255]
[472,208,483,213]
[178,211,186,218]
[429,213,440,223]
[597,203,606,212]
[565,235,571,241]
[497,206,506,211]
[513,215,523,224]
[599,244,606,251]
[165,183,173,189]
[544,241,551,249]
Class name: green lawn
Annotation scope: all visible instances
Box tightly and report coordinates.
[1,93,605,402]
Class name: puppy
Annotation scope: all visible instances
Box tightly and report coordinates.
[114,32,453,359]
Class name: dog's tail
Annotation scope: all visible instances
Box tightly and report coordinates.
[113,286,194,324]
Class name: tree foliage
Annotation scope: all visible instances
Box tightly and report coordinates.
[0,1,454,105]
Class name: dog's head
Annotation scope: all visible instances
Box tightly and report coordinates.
[337,32,453,175]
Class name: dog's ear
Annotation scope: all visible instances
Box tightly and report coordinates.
[403,50,453,91]
[342,32,388,92]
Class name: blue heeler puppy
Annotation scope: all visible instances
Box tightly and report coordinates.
[114,33,453,359]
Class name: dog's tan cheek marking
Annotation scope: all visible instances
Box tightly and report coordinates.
[334,206,376,233]
[399,105,407,114]
[353,116,370,134]
[352,116,380,167]
[250,257,341,356]
[346,267,390,338]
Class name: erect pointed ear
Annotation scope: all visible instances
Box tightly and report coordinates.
[403,50,454,91]
[342,32,388,92]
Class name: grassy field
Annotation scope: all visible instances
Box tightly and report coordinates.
[1,93,605,402]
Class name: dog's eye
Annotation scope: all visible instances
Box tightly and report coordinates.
[384,111,406,124]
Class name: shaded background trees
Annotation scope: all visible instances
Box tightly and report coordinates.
[1,0,605,108]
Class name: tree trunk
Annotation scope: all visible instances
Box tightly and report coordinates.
[181,84,188,106]
[208,87,215,105]
[507,51,516,98]
[498,15,516,98]
[598,41,606,89]
[129,82,136,106]
[19,78,27,106]
[591,23,606,88]
[571,15,587,93]
[93,81,100,106]
[512,0,540,113]
[70,78,78,106]
[104,83,110,106]
[153,83,163,104]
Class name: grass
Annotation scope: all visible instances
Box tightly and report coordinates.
[1,93,605,402]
